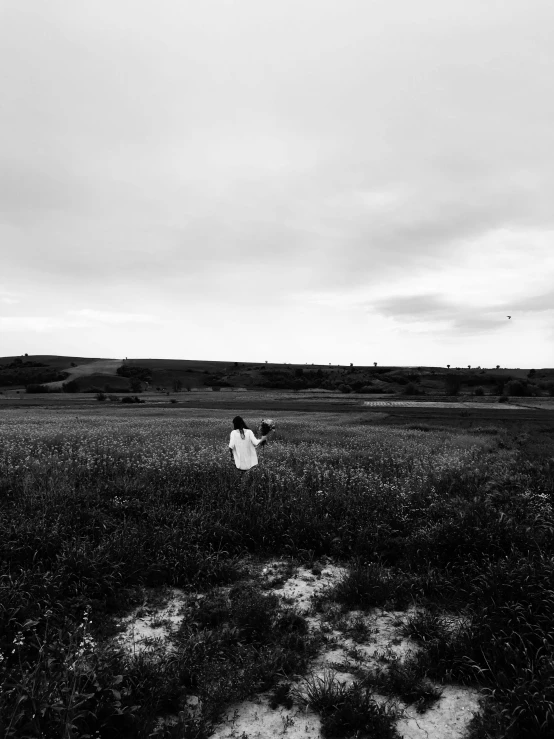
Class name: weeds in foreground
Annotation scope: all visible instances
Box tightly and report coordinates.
[269,682,293,709]
[361,657,443,713]
[170,582,321,731]
[0,606,138,738]
[331,561,416,610]
[296,670,401,738]
[398,555,554,737]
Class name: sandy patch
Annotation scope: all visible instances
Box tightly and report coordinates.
[210,562,481,739]
[272,561,345,614]
[396,686,481,739]
[112,562,480,737]
[115,587,188,655]
[210,699,322,739]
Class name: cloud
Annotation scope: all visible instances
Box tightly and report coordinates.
[509,290,554,314]
[0,287,23,305]
[370,293,452,320]
[68,309,158,324]
[368,292,521,336]
[1,310,158,332]
[0,317,83,332]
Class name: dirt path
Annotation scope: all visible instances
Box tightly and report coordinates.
[44,359,123,390]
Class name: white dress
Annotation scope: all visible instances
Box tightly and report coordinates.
[229,429,262,470]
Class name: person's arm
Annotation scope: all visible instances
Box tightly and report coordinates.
[250,430,267,447]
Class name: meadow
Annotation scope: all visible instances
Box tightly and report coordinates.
[1,405,553,738]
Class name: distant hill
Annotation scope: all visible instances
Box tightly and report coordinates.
[1,355,553,397]
[0,355,105,368]
[0,356,119,392]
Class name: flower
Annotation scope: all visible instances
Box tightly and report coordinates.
[260,419,276,435]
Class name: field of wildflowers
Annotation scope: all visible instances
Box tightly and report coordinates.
[1,407,553,737]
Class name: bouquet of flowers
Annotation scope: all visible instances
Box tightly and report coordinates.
[260,418,276,436]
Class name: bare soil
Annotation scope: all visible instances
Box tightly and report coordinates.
[115,562,481,739]
[44,359,123,390]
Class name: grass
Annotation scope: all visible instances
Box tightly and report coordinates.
[361,657,443,713]
[1,407,554,735]
[296,670,401,738]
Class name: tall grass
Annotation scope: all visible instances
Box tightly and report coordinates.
[1,409,553,735]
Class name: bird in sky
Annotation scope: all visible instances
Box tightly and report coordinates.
[507,316,511,319]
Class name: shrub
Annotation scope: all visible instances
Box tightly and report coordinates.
[474,387,485,396]
[0,366,65,386]
[445,375,462,395]
[117,365,152,382]
[498,395,509,403]
[63,379,79,392]
[96,392,107,401]
[129,378,142,393]
[505,380,527,397]
[338,384,352,394]
[204,374,231,388]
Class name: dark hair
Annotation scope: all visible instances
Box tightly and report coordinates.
[232,415,249,439]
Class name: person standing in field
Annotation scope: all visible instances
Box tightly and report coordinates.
[228,416,268,471]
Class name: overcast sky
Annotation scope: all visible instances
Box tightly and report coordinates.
[1,0,553,366]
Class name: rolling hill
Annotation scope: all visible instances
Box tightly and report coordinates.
[1,355,553,398]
